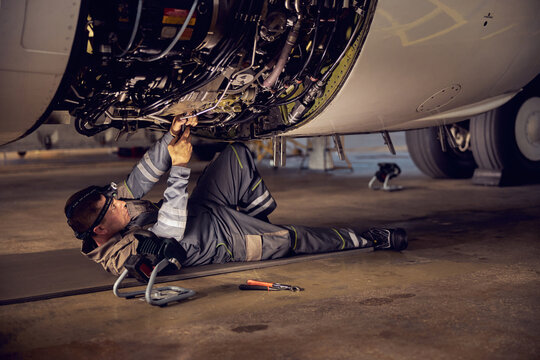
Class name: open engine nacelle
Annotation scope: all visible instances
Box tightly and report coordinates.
[60,0,373,140]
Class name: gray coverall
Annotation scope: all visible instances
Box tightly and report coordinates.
[82,132,372,275]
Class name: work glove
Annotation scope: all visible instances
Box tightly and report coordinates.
[134,231,187,269]
[124,231,186,283]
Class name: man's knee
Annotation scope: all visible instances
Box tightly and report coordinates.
[230,142,250,155]
[227,142,254,168]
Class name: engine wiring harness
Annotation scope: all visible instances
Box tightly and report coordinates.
[62,0,374,140]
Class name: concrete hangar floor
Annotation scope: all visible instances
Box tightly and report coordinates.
[0,134,539,359]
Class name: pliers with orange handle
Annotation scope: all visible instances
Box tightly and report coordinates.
[238,280,304,292]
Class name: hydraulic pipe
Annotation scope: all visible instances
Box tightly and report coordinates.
[263,14,303,88]
[116,0,143,57]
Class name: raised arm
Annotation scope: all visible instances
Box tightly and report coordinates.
[119,132,174,200]
[118,116,195,200]
[149,118,197,241]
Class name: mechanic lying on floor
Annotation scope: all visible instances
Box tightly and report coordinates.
[65,116,408,276]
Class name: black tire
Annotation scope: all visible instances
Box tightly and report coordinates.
[470,92,540,181]
[405,126,477,179]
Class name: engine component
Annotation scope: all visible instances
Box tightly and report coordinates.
[260,11,288,42]
[57,0,374,141]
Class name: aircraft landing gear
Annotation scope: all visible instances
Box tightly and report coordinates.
[405,121,477,179]
[406,79,540,186]
[470,91,540,186]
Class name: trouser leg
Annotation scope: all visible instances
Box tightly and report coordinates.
[286,225,373,255]
[209,204,291,261]
[209,204,372,263]
[190,143,276,220]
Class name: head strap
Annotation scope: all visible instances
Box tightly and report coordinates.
[66,183,118,240]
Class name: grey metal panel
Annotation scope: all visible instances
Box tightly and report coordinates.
[285,0,540,136]
[0,0,81,143]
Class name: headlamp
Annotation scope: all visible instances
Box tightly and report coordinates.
[66,182,118,240]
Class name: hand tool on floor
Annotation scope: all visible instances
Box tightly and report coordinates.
[239,284,279,291]
[239,280,304,292]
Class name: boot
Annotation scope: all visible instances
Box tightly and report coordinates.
[361,228,408,251]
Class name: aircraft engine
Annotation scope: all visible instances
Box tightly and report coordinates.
[60,0,373,140]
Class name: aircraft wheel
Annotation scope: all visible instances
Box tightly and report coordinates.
[470,94,540,181]
[405,124,476,179]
